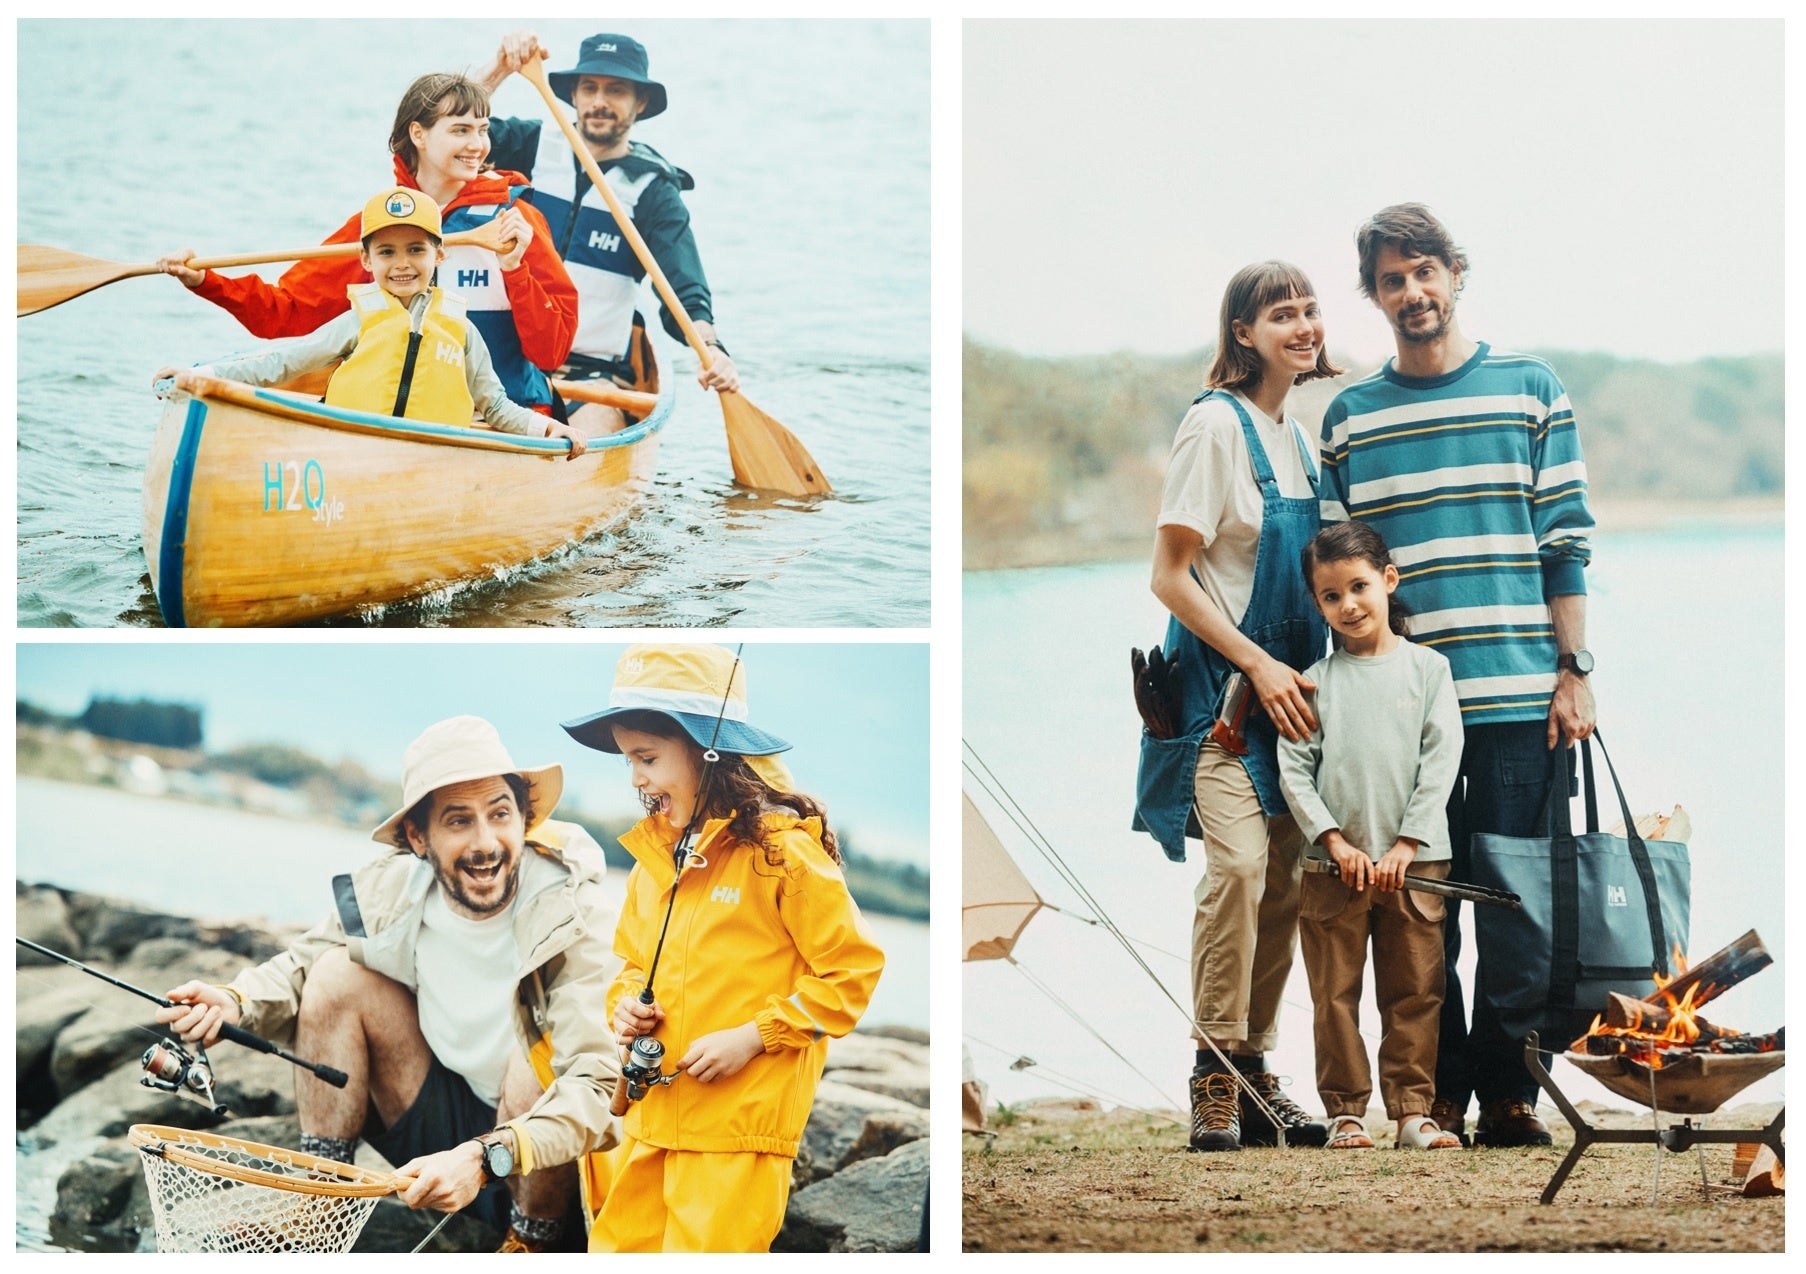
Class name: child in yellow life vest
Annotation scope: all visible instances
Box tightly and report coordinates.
[154,186,587,457]
[561,644,886,1253]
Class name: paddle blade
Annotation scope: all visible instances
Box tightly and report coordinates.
[720,390,832,496]
[18,244,149,317]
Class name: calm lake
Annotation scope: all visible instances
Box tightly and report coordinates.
[15,20,928,628]
[964,524,1784,1114]
[14,777,929,1250]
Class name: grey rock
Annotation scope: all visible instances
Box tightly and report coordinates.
[823,1032,929,1107]
[34,1057,218,1146]
[48,1140,152,1253]
[798,1079,929,1183]
[17,885,80,962]
[776,1137,930,1253]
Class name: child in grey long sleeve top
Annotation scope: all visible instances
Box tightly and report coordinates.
[1276,521,1465,1151]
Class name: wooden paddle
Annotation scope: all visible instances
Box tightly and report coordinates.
[520,55,830,496]
[18,221,517,318]
[552,378,660,416]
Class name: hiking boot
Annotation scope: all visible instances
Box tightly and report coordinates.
[1474,1098,1553,1148]
[1430,1096,1471,1148]
[1188,1071,1242,1152]
[1238,1069,1328,1147]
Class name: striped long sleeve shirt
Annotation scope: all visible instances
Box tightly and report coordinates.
[1318,342,1594,726]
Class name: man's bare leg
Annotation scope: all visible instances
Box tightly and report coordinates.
[292,947,434,1139]
[495,1049,577,1226]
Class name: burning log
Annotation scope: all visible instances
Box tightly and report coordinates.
[1657,929,1771,1011]
[1580,1027,1782,1058]
[1603,992,1737,1043]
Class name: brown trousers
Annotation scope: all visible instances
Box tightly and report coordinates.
[1298,860,1449,1119]
[1190,742,1304,1054]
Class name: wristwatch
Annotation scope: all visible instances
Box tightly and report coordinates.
[1557,650,1595,677]
[472,1130,514,1181]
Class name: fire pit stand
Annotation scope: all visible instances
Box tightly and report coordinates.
[1524,1032,1785,1205]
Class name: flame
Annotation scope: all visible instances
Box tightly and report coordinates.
[1572,943,1750,1066]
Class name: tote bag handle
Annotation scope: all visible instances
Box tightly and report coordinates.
[1541,728,1675,1018]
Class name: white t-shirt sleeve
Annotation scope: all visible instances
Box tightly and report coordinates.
[1157,400,1235,548]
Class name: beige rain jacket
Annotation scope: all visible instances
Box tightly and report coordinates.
[227,819,622,1173]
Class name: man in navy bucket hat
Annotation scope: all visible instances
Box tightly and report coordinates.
[480,30,738,437]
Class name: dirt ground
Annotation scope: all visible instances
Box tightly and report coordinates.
[962,1099,1784,1252]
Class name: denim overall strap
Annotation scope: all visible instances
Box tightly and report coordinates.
[1132,392,1327,859]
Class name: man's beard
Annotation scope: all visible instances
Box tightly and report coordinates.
[425,841,521,918]
[580,113,630,149]
[1395,301,1452,346]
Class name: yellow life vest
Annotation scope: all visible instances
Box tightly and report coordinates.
[324,284,476,424]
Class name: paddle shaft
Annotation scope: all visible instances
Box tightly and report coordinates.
[16,937,351,1085]
[521,58,718,370]
[179,223,514,276]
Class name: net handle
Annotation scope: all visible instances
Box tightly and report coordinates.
[129,1124,411,1199]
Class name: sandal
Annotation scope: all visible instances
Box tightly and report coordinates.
[1395,1115,1462,1150]
[1325,1115,1373,1149]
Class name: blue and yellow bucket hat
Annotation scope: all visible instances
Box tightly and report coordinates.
[562,645,794,788]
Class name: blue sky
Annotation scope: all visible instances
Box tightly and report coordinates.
[15,642,928,866]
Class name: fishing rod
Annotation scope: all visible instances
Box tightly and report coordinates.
[17,938,350,1102]
[1300,857,1521,908]
[610,645,746,1118]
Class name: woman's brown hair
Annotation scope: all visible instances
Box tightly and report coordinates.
[1204,260,1344,392]
[389,73,491,176]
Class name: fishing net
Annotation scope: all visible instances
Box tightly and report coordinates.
[128,1124,401,1254]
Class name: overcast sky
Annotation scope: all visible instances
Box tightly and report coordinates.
[964,20,1782,365]
[15,643,928,867]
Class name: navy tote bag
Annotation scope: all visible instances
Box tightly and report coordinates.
[1468,730,1691,1046]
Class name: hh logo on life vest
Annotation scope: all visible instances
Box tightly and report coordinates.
[710,886,740,906]
[434,342,463,367]
[589,230,622,253]
[1606,885,1628,907]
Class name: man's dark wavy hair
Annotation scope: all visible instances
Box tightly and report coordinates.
[1355,203,1470,301]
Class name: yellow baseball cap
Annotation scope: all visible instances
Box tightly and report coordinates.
[360,186,442,241]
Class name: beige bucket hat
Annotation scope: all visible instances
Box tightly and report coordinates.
[371,715,562,845]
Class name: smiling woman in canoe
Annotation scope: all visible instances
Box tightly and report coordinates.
[155,72,578,425]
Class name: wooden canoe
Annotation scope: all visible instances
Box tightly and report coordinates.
[141,367,670,627]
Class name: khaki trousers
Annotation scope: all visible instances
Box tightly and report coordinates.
[1298,860,1449,1119]
[1190,741,1304,1054]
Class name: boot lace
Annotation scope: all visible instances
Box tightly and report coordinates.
[1193,1072,1241,1134]
[1249,1070,1314,1127]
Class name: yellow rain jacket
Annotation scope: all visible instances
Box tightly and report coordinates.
[324,283,475,424]
[604,812,886,1157]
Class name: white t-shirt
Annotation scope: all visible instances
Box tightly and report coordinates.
[411,850,563,1107]
[1156,389,1316,627]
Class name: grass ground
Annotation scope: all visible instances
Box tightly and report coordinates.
[962,1099,1783,1252]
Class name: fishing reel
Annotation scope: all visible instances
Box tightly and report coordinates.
[142,1035,231,1117]
[621,1035,680,1103]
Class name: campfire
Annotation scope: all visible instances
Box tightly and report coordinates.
[1573,930,1784,1067]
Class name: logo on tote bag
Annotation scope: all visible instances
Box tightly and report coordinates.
[1606,885,1628,907]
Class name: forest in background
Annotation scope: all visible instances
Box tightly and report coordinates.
[963,339,1783,569]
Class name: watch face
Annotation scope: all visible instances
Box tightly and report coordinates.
[1572,650,1595,675]
[485,1140,514,1179]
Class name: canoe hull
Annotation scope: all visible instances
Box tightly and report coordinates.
[142,380,667,627]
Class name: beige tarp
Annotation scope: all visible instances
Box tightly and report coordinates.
[962,792,1045,962]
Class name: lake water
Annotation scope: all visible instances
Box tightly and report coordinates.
[15,20,929,627]
[964,525,1784,1115]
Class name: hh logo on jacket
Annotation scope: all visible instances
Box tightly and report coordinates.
[710,886,741,905]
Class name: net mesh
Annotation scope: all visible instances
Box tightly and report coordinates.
[132,1128,388,1254]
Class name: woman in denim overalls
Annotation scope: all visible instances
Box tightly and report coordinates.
[1134,262,1341,1151]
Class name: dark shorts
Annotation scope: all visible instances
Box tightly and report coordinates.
[361,1057,510,1232]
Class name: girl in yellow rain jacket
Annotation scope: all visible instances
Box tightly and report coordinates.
[561,644,886,1252]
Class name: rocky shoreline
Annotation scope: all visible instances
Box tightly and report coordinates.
[16,882,929,1253]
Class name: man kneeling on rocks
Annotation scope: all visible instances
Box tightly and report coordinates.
[155,716,621,1252]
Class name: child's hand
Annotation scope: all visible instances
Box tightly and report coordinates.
[1322,830,1372,892]
[677,1022,765,1083]
[156,248,204,288]
[548,422,587,460]
[1373,838,1419,892]
[493,207,533,272]
[613,995,664,1046]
